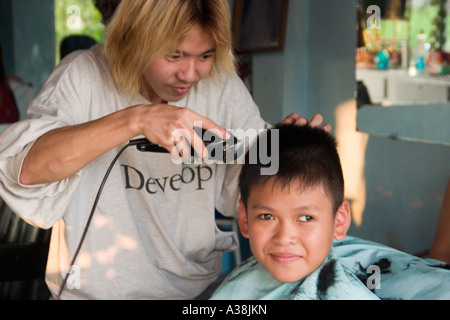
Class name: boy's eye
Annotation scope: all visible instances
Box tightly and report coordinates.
[299,215,313,222]
[259,213,273,220]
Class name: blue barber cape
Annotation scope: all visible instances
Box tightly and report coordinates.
[210,236,450,300]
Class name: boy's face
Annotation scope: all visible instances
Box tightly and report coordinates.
[144,27,216,104]
[238,178,350,283]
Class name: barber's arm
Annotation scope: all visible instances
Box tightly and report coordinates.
[20,104,228,185]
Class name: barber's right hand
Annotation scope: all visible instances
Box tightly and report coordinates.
[133,104,229,161]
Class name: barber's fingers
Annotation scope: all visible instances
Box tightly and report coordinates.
[165,122,207,161]
[282,113,332,132]
[282,113,308,125]
[309,114,332,132]
[142,105,228,160]
[321,123,332,133]
[309,114,333,132]
[284,113,322,126]
[170,129,193,162]
[168,108,229,161]
[185,112,230,161]
[195,116,230,141]
[308,113,324,127]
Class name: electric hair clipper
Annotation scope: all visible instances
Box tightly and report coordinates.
[130,128,244,162]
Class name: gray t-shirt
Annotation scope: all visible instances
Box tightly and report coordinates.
[0,45,266,299]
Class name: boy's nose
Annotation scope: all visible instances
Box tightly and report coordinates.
[273,222,298,246]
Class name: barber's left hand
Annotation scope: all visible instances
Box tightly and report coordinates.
[282,113,332,133]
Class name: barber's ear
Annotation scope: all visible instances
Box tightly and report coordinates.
[238,200,250,239]
[334,200,351,241]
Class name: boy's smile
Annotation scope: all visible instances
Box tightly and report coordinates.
[238,178,350,283]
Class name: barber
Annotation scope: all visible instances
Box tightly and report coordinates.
[0,0,329,299]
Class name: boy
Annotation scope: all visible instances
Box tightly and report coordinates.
[211,124,378,299]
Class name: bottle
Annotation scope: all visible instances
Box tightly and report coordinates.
[375,50,390,69]
[416,32,426,72]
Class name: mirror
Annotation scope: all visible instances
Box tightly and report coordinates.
[355,0,450,146]
[356,0,450,107]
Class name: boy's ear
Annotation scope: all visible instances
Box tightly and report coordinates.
[238,200,250,239]
[334,200,351,241]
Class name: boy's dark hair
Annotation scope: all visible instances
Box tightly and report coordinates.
[239,124,344,214]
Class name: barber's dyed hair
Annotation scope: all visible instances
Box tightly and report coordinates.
[104,0,235,100]
[239,124,345,214]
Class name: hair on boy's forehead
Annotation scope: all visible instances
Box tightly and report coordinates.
[270,174,329,197]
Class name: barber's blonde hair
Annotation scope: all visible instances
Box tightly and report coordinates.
[104,0,236,99]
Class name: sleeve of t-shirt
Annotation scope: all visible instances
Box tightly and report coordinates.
[0,51,96,229]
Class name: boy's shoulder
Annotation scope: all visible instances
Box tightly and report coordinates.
[210,256,283,300]
[210,250,379,300]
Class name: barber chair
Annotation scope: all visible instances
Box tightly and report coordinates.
[0,198,51,300]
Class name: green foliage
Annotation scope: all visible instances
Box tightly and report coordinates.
[54,0,105,62]
[362,0,450,59]
[407,1,439,53]
[429,0,448,51]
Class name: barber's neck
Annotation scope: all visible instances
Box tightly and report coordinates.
[143,86,166,105]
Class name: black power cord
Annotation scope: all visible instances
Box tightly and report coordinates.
[56,139,148,299]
